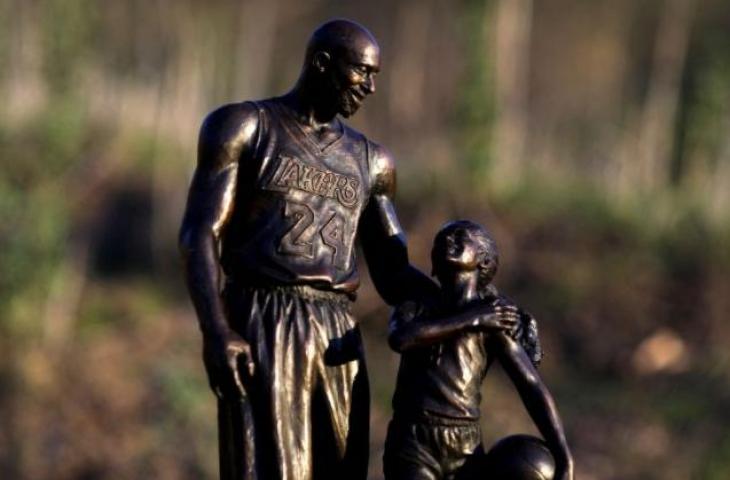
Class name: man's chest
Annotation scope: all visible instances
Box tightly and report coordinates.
[232,128,371,273]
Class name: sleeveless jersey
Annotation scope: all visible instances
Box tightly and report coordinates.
[221,98,374,294]
[391,302,491,422]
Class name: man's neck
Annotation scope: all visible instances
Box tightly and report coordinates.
[283,81,339,131]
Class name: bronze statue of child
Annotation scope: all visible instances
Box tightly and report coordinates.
[384,220,574,480]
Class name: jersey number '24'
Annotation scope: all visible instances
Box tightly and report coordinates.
[278,201,350,271]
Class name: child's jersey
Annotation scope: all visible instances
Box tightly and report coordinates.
[390,300,490,422]
[390,295,542,422]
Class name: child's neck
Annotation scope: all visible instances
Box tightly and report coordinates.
[444,270,480,308]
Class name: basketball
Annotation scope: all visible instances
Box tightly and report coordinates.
[483,434,556,480]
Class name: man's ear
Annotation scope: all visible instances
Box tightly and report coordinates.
[312,51,331,73]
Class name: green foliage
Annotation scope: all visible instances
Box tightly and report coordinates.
[455,0,496,178]
[702,435,730,480]
[41,0,97,94]
[678,20,730,180]
[0,100,88,336]
[2,99,88,183]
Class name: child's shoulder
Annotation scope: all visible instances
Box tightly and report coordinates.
[490,290,544,367]
[491,286,526,313]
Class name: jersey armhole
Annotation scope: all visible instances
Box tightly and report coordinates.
[365,136,377,191]
[360,136,374,212]
[247,100,266,161]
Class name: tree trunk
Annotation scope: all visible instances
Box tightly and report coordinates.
[634,0,695,191]
[491,0,533,187]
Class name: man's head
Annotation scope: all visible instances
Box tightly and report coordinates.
[303,19,380,118]
[431,220,499,290]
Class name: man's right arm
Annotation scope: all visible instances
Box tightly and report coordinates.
[358,143,439,306]
[179,102,259,398]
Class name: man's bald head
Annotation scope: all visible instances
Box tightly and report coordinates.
[305,19,380,68]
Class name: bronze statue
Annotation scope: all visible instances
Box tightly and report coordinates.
[384,221,574,480]
[179,19,437,480]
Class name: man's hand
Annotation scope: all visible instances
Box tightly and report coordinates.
[202,328,255,400]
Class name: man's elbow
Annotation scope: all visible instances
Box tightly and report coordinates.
[178,226,196,260]
[178,224,214,261]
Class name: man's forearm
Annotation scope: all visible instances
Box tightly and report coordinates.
[180,228,229,338]
[364,232,439,305]
[394,264,440,305]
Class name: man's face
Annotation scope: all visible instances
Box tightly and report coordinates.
[327,43,380,117]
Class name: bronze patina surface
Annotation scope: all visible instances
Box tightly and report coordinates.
[181,20,573,480]
[179,19,437,480]
[385,221,574,480]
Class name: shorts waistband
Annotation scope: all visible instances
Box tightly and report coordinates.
[392,412,481,428]
[225,280,354,306]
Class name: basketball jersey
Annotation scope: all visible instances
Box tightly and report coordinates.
[221,98,373,294]
[391,301,491,422]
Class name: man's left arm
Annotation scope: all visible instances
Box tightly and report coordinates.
[358,143,439,306]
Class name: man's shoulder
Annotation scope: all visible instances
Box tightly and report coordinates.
[198,101,262,167]
[339,124,395,168]
[352,134,395,196]
[202,101,261,132]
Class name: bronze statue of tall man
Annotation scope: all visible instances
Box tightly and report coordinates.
[179,20,437,480]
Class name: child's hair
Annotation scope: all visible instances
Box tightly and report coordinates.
[432,220,543,366]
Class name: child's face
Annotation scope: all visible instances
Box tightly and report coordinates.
[433,226,483,275]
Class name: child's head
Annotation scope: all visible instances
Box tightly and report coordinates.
[432,221,542,365]
[431,220,499,293]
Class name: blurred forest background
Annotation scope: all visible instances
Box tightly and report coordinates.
[1,0,729,479]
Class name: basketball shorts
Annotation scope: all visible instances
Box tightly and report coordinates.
[383,417,482,480]
[218,283,370,480]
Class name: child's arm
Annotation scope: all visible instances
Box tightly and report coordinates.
[492,333,575,480]
[388,302,519,352]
